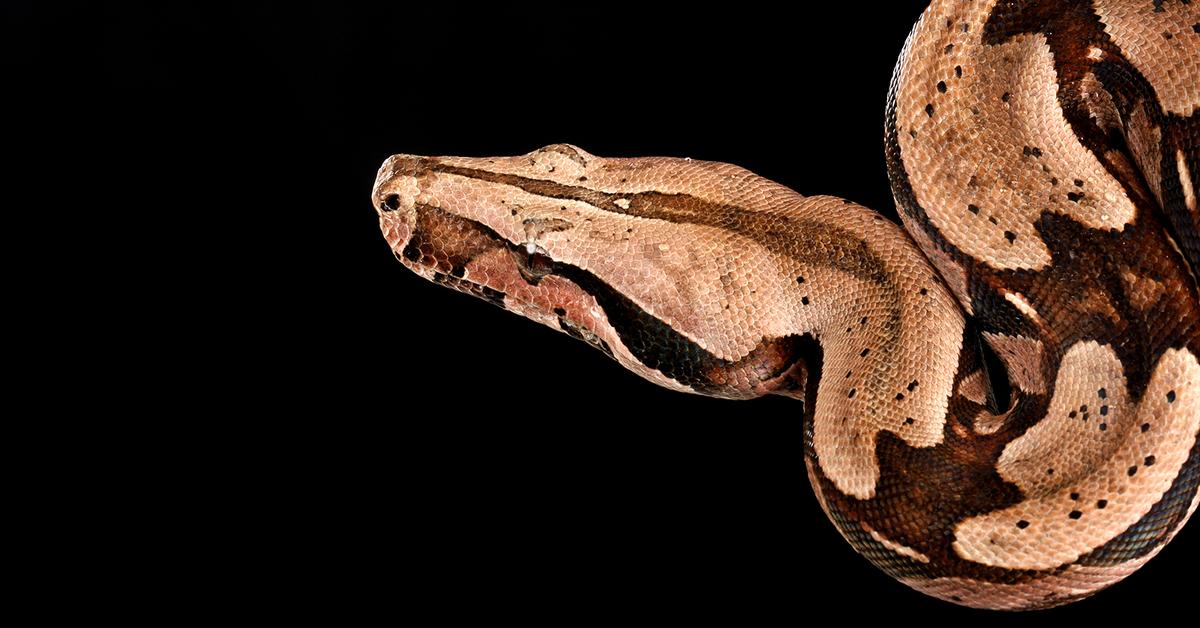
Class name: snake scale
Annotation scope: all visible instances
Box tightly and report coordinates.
[373,0,1199,610]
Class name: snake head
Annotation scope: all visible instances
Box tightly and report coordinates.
[372,146,671,388]
[372,144,818,399]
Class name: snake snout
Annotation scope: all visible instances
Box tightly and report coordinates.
[373,154,430,253]
[372,154,426,216]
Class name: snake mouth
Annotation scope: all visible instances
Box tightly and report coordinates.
[371,154,607,350]
[380,201,617,358]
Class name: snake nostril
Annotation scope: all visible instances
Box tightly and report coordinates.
[382,194,401,212]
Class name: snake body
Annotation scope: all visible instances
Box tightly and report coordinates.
[373,0,1199,609]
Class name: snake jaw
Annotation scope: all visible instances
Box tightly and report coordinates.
[373,168,634,370]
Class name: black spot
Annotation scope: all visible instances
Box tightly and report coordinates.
[1067,192,1084,202]
[904,417,915,425]
[1163,31,1173,39]
[1099,423,1107,431]
[1097,499,1108,509]
[1050,177,1059,186]
[1194,23,1200,33]
[937,81,947,93]
[1152,0,1164,12]
[510,208,518,216]
[1069,410,1077,418]
[553,307,567,316]
[1017,520,1030,529]
[968,175,979,187]
[1022,146,1042,157]
[801,296,810,305]
[955,65,963,78]
[402,242,421,262]
[951,596,963,603]
[1004,230,1017,243]
[925,103,935,117]
[1098,387,1107,399]
[450,264,466,278]
[1070,492,1080,500]
[909,129,918,139]
[578,176,587,181]
[1001,91,1010,102]
[1046,468,1055,475]
[907,380,919,391]
[919,287,928,296]
[1074,178,1084,187]
[796,276,806,284]
[1141,422,1151,432]
[848,388,857,399]
[860,348,871,357]
[381,194,401,212]
[845,370,853,379]
[1166,390,1176,403]
[988,216,999,225]
[1081,404,1088,412]
[1100,405,1109,416]
[961,23,969,33]
[860,317,868,325]
[895,393,905,401]
[944,44,954,54]
[1145,455,1156,466]
[1128,465,1138,476]
[1069,510,1083,520]
[968,203,980,214]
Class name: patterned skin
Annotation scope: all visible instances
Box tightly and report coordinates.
[373,0,1199,610]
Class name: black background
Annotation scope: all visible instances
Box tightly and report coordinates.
[93,1,1195,622]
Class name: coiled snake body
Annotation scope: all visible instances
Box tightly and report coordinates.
[373,0,1199,609]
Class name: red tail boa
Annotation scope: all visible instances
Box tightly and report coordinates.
[372,0,1199,609]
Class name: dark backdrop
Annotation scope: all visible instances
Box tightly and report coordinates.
[101,2,1193,623]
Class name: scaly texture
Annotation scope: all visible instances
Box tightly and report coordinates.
[371,0,1200,610]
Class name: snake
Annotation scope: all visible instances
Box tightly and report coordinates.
[372,0,1199,610]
